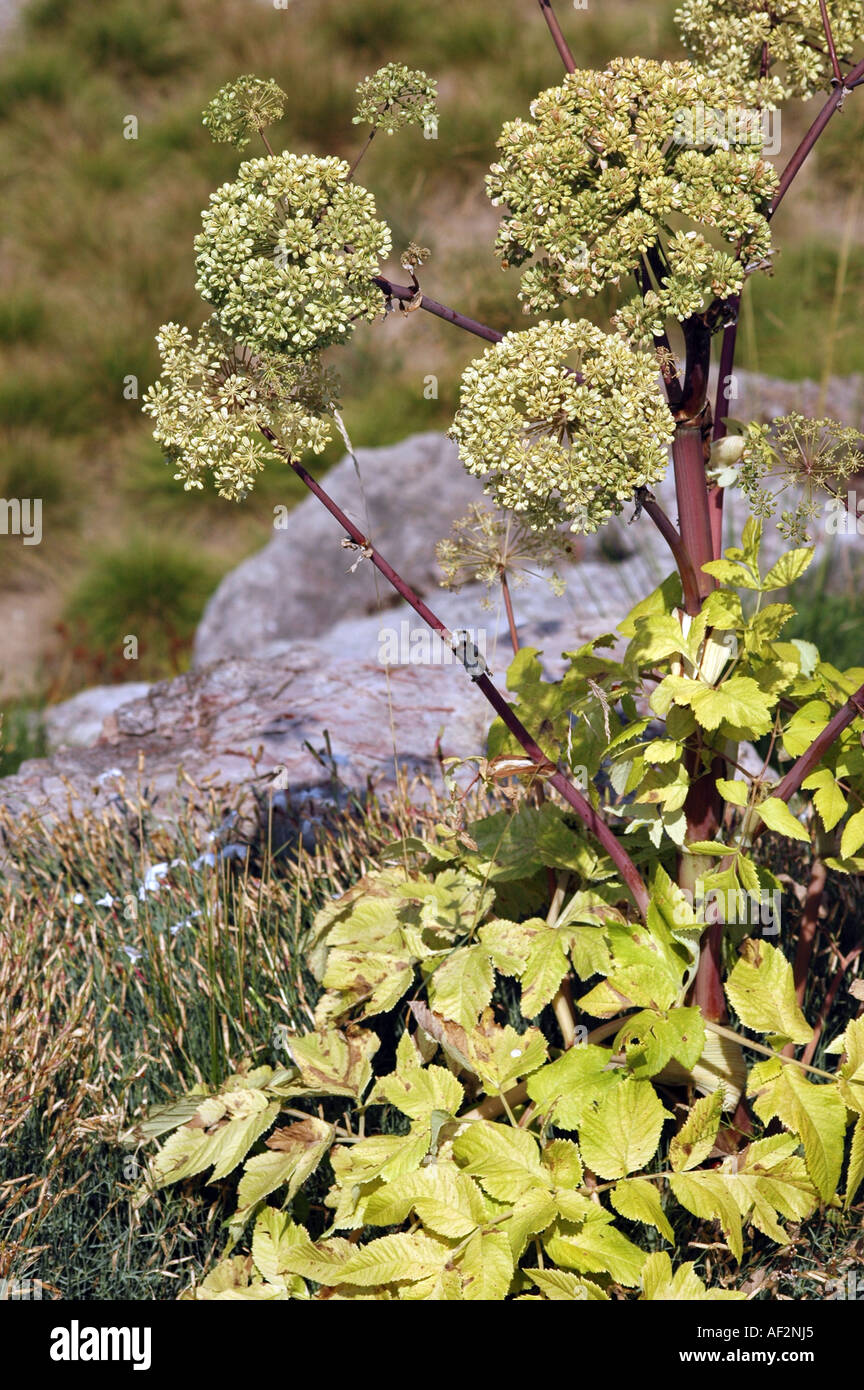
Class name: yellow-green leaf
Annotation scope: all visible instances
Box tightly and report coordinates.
[845,1117,864,1209]
[610,1178,673,1241]
[520,928,572,1017]
[453,1120,547,1203]
[526,1045,620,1130]
[640,1251,746,1301]
[458,1229,515,1301]
[750,1065,846,1203]
[337,1232,449,1288]
[375,1064,463,1120]
[762,548,814,590]
[285,1027,380,1099]
[670,1090,724,1172]
[544,1218,647,1287]
[725,940,812,1045]
[578,1078,670,1179]
[801,769,847,833]
[427,945,494,1028]
[668,1170,743,1262]
[716,777,748,807]
[757,796,810,843]
[235,1117,334,1220]
[840,807,864,860]
[527,1269,609,1300]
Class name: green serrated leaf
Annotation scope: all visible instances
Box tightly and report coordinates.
[757,796,810,843]
[840,807,864,860]
[750,1065,846,1203]
[578,1078,671,1179]
[453,1121,547,1204]
[668,1170,743,1261]
[610,1178,674,1242]
[670,1091,724,1172]
[427,945,495,1029]
[640,1251,746,1301]
[234,1118,334,1222]
[526,1045,620,1130]
[762,549,814,590]
[725,940,812,1046]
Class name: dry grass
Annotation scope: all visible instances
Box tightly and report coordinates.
[0,770,449,1296]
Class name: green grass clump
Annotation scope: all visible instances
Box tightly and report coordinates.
[62,539,218,681]
[0,704,46,778]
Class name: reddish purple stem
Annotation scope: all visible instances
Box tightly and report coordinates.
[259,425,650,918]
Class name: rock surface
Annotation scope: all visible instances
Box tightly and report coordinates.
[0,644,491,845]
[43,683,152,752]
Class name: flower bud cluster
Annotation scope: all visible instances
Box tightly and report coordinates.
[449,319,675,533]
[353,63,437,133]
[194,153,391,357]
[487,58,777,344]
[675,1,864,105]
[143,321,337,501]
[202,76,287,150]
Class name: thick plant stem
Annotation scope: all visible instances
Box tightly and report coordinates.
[536,0,576,74]
[671,426,715,605]
[259,428,650,918]
[641,494,702,616]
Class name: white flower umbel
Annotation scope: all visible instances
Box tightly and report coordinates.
[143,320,337,501]
[450,319,675,534]
[676,1,864,105]
[487,58,777,346]
[203,76,287,150]
[195,153,391,357]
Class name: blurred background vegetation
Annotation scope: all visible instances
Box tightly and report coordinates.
[0,0,863,723]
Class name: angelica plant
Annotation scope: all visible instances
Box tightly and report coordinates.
[138,1,864,1303]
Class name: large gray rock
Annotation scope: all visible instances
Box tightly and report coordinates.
[43,683,152,751]
[0,645,491,847]
[194,432,487,666]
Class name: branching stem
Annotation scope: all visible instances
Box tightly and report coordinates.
[373,275,504,344]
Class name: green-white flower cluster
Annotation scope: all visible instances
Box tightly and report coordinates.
[194,153,391,357]
[353,63,437,133]
[142,321,337,501]
[487,58,777,345]
[738,412,864,541]
[450,320,675,534]
[436,502,572,600]
[676,1,864,105]
[202,76,287,150]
